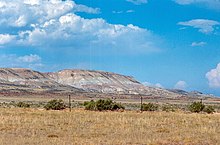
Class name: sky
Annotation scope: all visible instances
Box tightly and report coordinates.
[0,0,220,95]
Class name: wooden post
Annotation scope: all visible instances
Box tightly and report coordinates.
[69,95,71,112]
[140,95,143,112]
[6,70,9,82]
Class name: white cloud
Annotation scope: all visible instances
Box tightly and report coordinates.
[23,0,40,5]
[0,0,99,28]
[126,10,135,13]
[191,41,207,47]
[174,0,220,10]
[143,82,164,88]
[0,34,16,45]
[174,81,187,90]
[142,81,152,86]
[155,83,164,88]
[112,10,135,14]
[178,19,220,34]
[15,15,27,27]
[0,54,43,70]
[18,13,160,54]
[112,11,123,14]
[127,0,148,5]
[206,63,220,88]
[18,54,41,63]
[75,4,100,14]
[0,0,161,55]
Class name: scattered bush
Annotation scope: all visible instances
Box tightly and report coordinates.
[203,106,215,114]
[84,100,96,110]
[16,102,30,108]
[44,99,66,110]
[162,104,176,112]
[188,101,205,113]
[142,103,158,111]
[84,99,124,111]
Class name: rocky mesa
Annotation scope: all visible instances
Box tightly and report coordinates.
[0,68,213,99]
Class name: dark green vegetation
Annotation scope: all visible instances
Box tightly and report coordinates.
[44,99,66,110]
[188,101,215,114]
[161,104,176,112]
[16,101,30,108]
[142,103,159,111]
[188,101,205,113]
[0,97,219,114]
[203,105,215,114]
[83,99,125,111]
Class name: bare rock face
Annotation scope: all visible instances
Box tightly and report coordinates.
[0,68,81,92]
[0,68,213,98]
[47,69,141,94]
[47,69,178,97]
[0,68,48,84]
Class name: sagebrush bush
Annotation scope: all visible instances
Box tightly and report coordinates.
[162,104,176,112]
[188,101,205,113]
[16,102,30,108]
[203,106,215,114]
[142,103,158,111]
[44,99,66,110]
[84,100,96,110]
[84,99,124,111]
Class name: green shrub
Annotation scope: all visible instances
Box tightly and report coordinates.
[84,99,124,111]
[188,101,205,113]
[162,104,176,112]
[142,103,158,111]
[203,106,215,114]
[111,103,125,110]
[44,99,66,110]
[84,100,96,110]
[16,102,30,108]
[96,99,112,111]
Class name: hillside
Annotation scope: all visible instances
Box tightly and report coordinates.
[0,68,81,93]
[0,68,214,99]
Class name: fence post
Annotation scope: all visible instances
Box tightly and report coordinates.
[69,95,71,112]
[140,95,143,112]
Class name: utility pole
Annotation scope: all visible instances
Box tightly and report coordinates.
[68,95,71,112]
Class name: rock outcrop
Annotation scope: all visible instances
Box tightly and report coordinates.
[47,69,176,97]
[0,68,213,98]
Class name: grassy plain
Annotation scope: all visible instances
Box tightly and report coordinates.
[0,108,219,145]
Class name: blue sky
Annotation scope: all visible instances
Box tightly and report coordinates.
[0,0,220,95]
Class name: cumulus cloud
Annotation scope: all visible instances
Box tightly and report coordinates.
[23,0,41,5]
[206,63,220,88]
[75,4,100,14]
[191,41,207,47]
[174,81,187,90]
[178,19,220,34]
[0,0,160,55]
[0,34,16,45]
[174,0,220,10]
[0,0,99,28]
[22,13,158,53]
[127,0,148,5]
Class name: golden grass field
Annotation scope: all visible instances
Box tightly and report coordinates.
[0,108,219,145]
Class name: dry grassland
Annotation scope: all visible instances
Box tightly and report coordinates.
[0,108,219,145]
